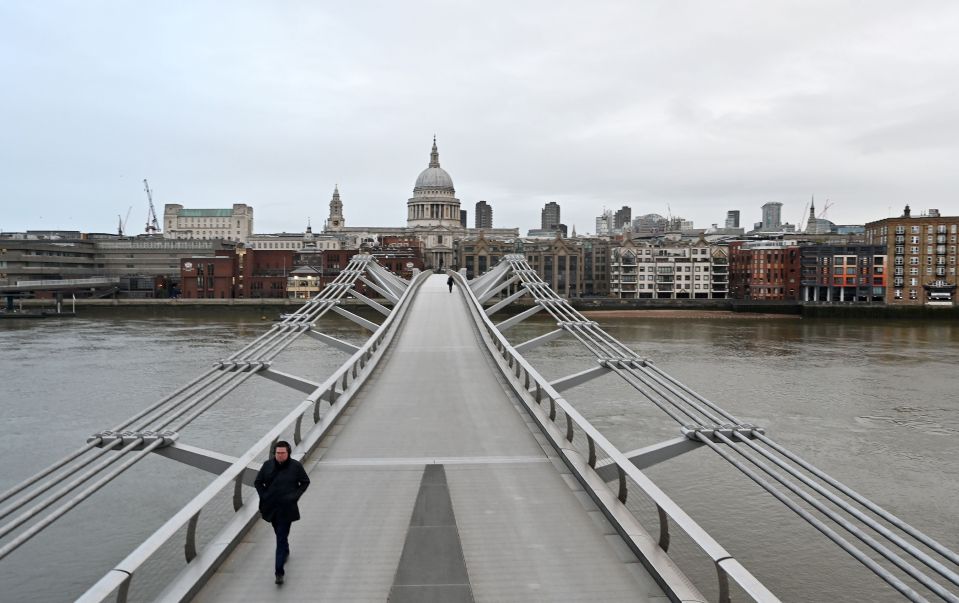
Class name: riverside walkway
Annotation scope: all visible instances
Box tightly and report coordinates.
[191,274,667,602]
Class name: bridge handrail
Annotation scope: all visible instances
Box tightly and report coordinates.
[454,270,779,602]
[78,269,431,603]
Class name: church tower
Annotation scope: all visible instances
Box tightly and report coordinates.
[326,185,344,231]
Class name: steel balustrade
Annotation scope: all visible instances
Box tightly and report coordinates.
[463,254,959,603]
[455,267,777,603]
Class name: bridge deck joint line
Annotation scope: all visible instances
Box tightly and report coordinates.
[316,455,550,467]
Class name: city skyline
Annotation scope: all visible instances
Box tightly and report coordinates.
[3,2,959,235]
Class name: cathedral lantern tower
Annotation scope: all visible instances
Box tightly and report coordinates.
[407,137,462,229]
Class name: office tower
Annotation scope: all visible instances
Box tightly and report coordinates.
[614,206,632,230]
[475,200,493,229]
[541,202,561,231]
[761,202,783,230]
[725,210,740,229]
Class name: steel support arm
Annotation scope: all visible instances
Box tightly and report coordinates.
[306,329,360,354]
[359,276,399,304]
[258,368,323,394]
[514,328,565,353]
[153,443,259,486]
[594,437,703,481]
[349,289,391,316]
[468,262,508,295]
[365,267,405,301]
[331,305,380,333]
[485,286,528,317]
[478,274,520,304]
[494,304,543,333]
[547,364,610,393]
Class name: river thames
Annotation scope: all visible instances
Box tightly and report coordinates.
[1,310,957,601]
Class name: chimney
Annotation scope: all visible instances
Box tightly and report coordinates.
[903,204,911,218]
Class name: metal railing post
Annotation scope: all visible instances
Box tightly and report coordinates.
[232,474,244,511]
[185,511,200,562]
[657,505,670,551]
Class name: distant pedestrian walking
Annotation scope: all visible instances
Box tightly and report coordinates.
[447,275,454,293]
[255,440,310,585]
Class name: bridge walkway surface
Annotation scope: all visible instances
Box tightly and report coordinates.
[191,274,667,602]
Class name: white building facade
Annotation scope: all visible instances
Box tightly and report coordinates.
[163,204,254,243]
[610,239,728,299]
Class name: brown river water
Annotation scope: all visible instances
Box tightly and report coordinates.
[1,310,956,601]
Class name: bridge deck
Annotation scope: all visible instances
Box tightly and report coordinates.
[190,274,667,602]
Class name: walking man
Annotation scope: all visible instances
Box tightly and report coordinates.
[447,274,454,293]
[255,440,310,584]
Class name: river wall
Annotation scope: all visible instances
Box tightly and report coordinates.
[9,296,959,320]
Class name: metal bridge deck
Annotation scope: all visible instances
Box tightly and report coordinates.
[189,274,667,602]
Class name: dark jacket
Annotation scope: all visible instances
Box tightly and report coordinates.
[254,458,310,523]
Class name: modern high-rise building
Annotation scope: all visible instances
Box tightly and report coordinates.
[725,210,740,229]
[460,210,467,228]
[864,205,958,306]
[761,202,783,230]
[475,200,493,229]
[541,202,561,231]
[614,206,632,231]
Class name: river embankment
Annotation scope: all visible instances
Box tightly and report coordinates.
[7,296,958,320]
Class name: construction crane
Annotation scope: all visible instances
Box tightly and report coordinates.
[117,206,132,236]
[143,179,160,234]
[797,201,810,233]
[818,200,834,220]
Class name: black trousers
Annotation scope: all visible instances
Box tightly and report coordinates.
[272,519,292,575]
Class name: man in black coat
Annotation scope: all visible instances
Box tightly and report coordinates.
[254,440,310,584]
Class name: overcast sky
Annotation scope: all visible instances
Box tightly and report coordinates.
[2,1,958,235]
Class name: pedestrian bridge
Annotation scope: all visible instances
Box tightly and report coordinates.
[1,256,957,602]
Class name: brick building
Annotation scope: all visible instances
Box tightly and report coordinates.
[180,248,294,299]
[728,241,801,301]
[864,206,958,305]
[800,245,886,303]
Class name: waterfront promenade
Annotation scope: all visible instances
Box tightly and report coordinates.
[185,275,668,601]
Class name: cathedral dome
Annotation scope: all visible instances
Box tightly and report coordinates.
[414,166,454,191]
[413,138,455,193]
